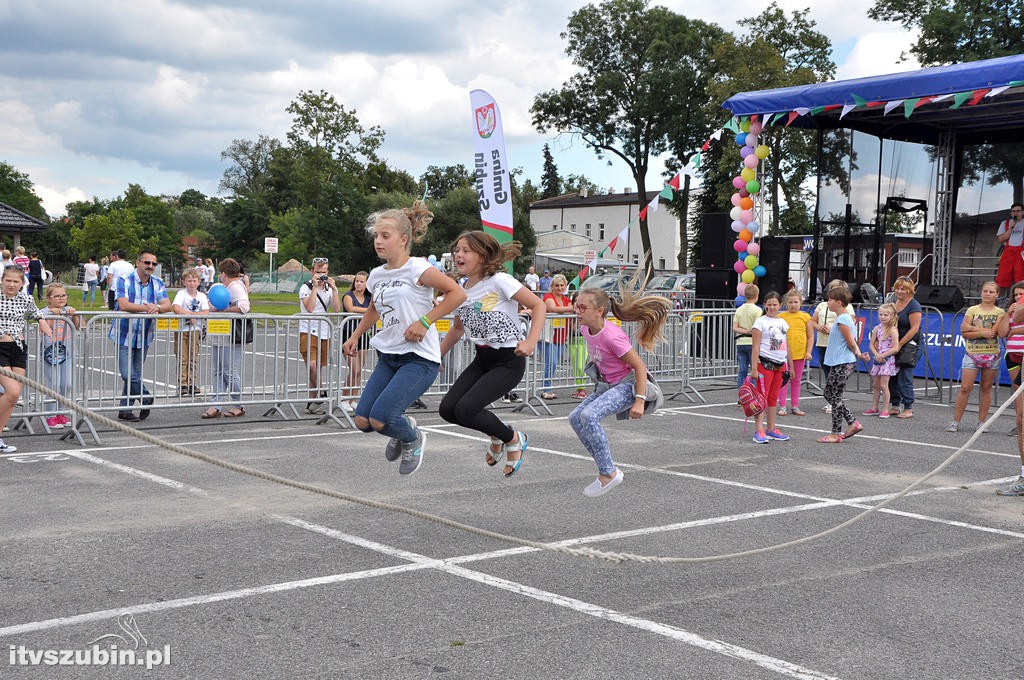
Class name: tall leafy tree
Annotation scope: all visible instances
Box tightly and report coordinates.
[0,161,46,219]
[418,164,472,199]
[219,135,282,198]
[540,144,562,198]
[532,0,724,275]
[706,3,842,237]
[868,0,1024,202]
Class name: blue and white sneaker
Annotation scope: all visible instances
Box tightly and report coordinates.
[385,416,415,462]
[398,427,425,476]
[0,438,17,453]
[765,429,790,441]
[752,430,770,444]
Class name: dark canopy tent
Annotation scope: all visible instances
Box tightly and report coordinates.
[721,54,1024,294]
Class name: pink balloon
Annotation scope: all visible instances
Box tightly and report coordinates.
[739,188,749,198]
[730,192,741,207]
[749,121,762,135]
[737,282,747,295]
[739,210,753,224]
[746,242,760,256]
[732,176,746,189]
[743,154,758,169]
[733,239,747,253]
[733,260,746,273]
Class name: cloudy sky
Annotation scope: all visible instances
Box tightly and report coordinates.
[0,0,926,217]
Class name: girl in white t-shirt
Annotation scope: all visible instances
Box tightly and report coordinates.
[439,231,546,477]
[750,291,793,444]
[342,201,466,477]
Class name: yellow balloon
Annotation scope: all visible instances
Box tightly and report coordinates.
[741,269,755,284]
[740,167,755,182]
[754,144,770,159]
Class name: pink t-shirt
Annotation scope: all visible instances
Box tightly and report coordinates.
[581,320,635,385]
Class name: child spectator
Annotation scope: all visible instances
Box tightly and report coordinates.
[41,282,80,429]
[171,267,210,397]
[778,289,813,416]
[946,280,1004,433]
[750,291,792,443]
[733,284,762,398]
[817,286,868,443]
[864,303,899,418]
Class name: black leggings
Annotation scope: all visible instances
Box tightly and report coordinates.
[439,346,525,443]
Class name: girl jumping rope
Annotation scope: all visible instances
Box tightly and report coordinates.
[438,231,546,477]
[568,280,671,496]
[342,202,466,476]
[865,303,899,418]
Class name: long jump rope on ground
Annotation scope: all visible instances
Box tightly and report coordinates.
[4,366,1020,565]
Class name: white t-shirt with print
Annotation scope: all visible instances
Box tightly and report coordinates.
[367,257,440,363]
[455,272,524,349]
[753,315,790,364]
[172,289,210,331]
[298,281,335,338]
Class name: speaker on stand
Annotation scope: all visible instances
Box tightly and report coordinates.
[754,237,789,301]
[701,213,734,269]
[916,285,964,311]
[695,267,738,300]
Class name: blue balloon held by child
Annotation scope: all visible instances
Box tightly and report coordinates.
[208,283,230,310]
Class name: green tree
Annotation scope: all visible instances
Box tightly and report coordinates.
[540,144,562,198]
[419,164,472,199]
[532,0,725,276]
[868,0,1024,202]
[70,209,144,259]
[0,161,46,219]
[706,3,841,237]
[219,135,283,198]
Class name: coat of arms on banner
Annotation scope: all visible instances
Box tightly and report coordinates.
[475,103,496,139]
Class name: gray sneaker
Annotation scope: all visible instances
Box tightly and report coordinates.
[1008,426,1018,438]
[976,421,987,433]
[944,421,959,433]
[399,428,425,475]
[996,476,1024,496]
[385,416,415,462]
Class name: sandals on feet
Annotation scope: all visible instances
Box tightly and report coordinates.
[201,409,221,419]
[503,431,528,477]
[223,407,246,418]
[842,421,864,439]
[816,433,844,443]
[485,438,506,467]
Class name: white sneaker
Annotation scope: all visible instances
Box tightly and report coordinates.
[340,401,353,413]
[0,438,17,453]
[583,469,624,497]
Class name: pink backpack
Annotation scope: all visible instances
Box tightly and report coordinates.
[738,377,766,425]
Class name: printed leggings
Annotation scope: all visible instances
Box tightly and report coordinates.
[568,382,635,476]
[824,362,856,433]
[439,346,524,443]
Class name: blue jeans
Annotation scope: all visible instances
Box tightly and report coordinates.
[542,341,565,388]
[211,344,244,404]
[890,364,915,410]
[736,345,753,389]
[117,344,151,412]
[355,351,439,444]
[42,352,73,413]
[82,280,98,306]
[569,382,635,476]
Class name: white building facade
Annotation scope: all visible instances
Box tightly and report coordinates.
[528,189,682,273]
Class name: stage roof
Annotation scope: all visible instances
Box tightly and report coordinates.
[722,54,1024,145]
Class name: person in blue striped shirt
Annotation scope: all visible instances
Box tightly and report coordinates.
[108,251,170,422]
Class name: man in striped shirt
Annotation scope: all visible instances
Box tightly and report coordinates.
[108,251,170,422]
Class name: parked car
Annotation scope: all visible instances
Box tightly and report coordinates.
[577,274,623,292]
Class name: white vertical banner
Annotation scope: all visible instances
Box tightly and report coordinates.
[469,89,513,248]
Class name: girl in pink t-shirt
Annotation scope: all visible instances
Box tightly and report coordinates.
[568,285,671,497]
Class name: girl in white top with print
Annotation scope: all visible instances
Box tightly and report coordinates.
[439,231,546,477]
[342,201,466,477]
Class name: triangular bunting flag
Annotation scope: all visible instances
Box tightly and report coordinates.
[968,88,991,105]
[987,86,1011,97]
[932,93,953,102]
[701,140,710,151]
[638,206,648,220]
[1009,80,1024,87]
[646,194,660,214]
[903,98,919,118]
[606,237,619,252]
[794,107,810,116]
[950,91,973,109]
[810,106,826,115]
[693,151,701,169]
[785,111,799,126]
[884,99,904,115]
[659,185,674,200]
[914,96,934,109]
[851,93,867,108]
[669,173,682,190]
[840,103,856,119]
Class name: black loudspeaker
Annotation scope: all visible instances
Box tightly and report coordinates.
[701,213,734,268]
[848,282,882,304]
[755,237,789,300]
[916,284,964,311]
[696,267,738,299]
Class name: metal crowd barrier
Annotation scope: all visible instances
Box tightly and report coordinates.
[8,301,965,448]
